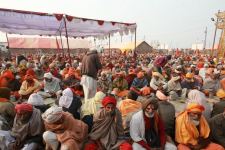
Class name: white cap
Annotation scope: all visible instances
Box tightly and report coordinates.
[44,72,53,79]
[65,63,70,67]
[28,93,44,106]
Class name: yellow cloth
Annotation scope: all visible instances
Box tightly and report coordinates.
[81,91,106,117]
[18,79,41,96]
[216,89,225,99]
[186,72,194,79]
[175,103,210,146]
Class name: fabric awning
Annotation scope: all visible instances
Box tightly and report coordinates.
[0,8,137,38]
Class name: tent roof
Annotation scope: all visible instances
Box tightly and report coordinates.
[0,8,136,38]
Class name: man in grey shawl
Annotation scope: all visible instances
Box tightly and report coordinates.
[0,103,44,150]
[84,96,129,150]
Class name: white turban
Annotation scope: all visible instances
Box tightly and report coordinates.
[59,88,73,108]
[27,93,44,106]
[42,106,63,124]
[44,72,53,79]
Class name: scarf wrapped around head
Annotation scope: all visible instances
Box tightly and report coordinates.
[24,74,33,81]
[102,96,117,107]
[175,103,209,145]
[26,68,36,77]
[15,103,33,114]
[141,97,158,110]
[186,102,205,113]
[42,106,63,124]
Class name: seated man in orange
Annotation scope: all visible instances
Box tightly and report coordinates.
[175,103,224,150]
[18,73,41,99]
[62,63,71,78]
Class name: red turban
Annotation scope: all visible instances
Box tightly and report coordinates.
[26,68,35,77]
[15,103,33,114]
[102,96,117,107]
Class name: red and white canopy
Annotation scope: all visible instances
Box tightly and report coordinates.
[0,8,137,38]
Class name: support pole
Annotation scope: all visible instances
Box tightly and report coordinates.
[211,10,220,57]
[109,33,111,58]
[217,28,224,58]
[59,32,64,57]
[203,27,207,50]
[63,16,72,65]
[6,33,10,48]
[134,27,137,56]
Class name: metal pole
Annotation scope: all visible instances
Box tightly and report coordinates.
[63,16,72,64]
[5,33,10,48]
[59,32,64,57]
[211,10,220,57]
[134,27,137,56]
[109,33,111,58]
[203,27,207,50]
[218,29,224,58]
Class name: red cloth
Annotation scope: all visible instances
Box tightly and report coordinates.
[153,56,167,67]
[84,143,98,150]
[0,98,8,102]
[2,70,14,80]
[144,113,151,130]
[119,142,132,150]
[0,77,9,87]
[15,103,33,114]
[102,96,117,107]
[143,113,166,147]
[84,141,132,150]
[137,140,150,150]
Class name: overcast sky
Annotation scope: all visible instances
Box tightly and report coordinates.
[0,0,224,48]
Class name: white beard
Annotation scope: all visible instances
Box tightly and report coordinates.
[191,119,200,126]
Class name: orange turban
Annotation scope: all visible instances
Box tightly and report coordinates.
[15,103,33,114]
[102,96,117,107]
[186,103,205,113]
[176,102,210,145]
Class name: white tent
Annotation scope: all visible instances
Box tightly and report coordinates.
[0,8,136,38]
